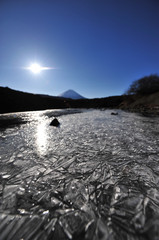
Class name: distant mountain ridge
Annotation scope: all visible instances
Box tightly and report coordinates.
[59,89,85,99]
[1,86,159,115]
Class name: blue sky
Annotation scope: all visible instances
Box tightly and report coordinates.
[0,0,159,98]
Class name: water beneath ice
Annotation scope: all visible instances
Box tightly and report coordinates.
[0,109,159,240]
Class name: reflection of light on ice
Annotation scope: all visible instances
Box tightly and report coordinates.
[36,121,48,155]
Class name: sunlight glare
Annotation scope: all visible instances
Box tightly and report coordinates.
[36,121,48,155]
[29,63,42,74]
[26,63,54,74]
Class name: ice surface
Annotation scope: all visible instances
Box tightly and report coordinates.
[0,109,159,239]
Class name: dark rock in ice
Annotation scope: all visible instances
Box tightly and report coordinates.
[111,112,118,115]
[50,118,60,127]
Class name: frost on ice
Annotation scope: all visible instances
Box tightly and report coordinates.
[0,109,159,239]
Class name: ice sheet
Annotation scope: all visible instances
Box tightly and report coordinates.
[0,109,159,239]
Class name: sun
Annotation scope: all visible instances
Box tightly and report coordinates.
[25,62,55,74]
[29,63,42,74]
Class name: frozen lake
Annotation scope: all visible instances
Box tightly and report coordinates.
[0,109,159,240]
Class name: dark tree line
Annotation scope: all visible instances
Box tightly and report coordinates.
[125,74,159,95]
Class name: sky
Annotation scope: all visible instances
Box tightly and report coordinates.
[0,0,159,98]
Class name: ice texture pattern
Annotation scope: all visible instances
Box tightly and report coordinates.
[0,109,159,240]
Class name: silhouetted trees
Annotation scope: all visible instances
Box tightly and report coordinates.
[125,74,159,95]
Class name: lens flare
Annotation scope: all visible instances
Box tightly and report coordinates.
[26,63,54,74]
[29,63,42,74]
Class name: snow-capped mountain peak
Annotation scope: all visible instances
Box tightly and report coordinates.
[59,89,85,99]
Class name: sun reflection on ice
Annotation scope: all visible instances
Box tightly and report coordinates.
[36,121,48,156]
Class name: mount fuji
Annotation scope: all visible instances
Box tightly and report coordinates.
[59,89,85,99]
